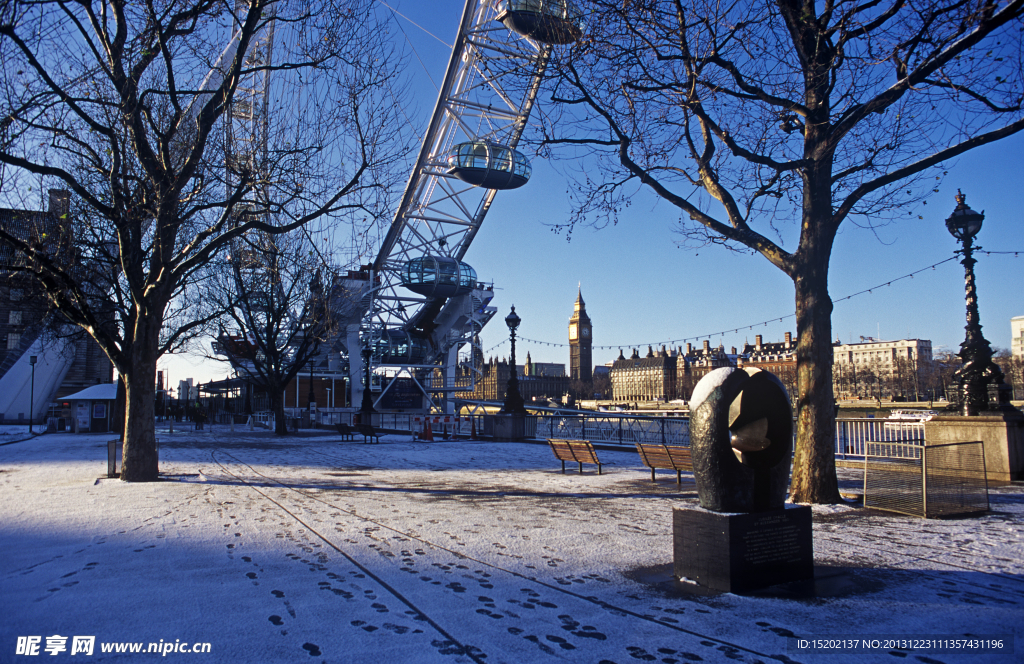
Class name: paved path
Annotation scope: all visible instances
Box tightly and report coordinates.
[1,431,1021,662]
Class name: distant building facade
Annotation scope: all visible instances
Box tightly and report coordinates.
[737,333,796,374]
[676,340,736,400]
[611,346,677,402]
[0,190,113,424]
[832,337,932,372]
[524,352,565,377]
[1013,316,1024,360]
[832,337,932,400]
[456,356,569,403]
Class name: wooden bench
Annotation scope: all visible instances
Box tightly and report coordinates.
[355,423,381,444]
[635,443,693,484]
[548,439,602,474]
[335,423,355,441]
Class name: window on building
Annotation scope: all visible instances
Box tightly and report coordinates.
[10,288,24,301]
[8,310,22,326]
[6,332,20,349]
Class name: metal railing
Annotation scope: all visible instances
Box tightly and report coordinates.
[834,418,925,459]
[534,414,690,448]
[206,408,927,460]
[863,440,988,518]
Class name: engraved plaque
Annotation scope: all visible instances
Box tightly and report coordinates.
[673,505,813,593]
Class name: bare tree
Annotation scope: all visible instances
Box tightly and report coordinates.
[0,0,406,480]
[537,0,1024,502]
[994,348,1023,400]
[212,229,336,435]
[928,349,964,402]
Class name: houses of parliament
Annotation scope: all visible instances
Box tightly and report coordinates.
[457,288,802,406]
[456,289,591,403]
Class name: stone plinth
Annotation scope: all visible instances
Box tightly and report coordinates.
[490,414,535,441]
[925,412,1024,483]
[673,505,813,593]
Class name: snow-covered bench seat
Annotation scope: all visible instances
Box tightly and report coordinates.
[355,423,381,444]
[547,439,602,474]
[634,443,692,484]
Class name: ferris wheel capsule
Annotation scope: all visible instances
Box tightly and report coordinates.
[446,141,532,190]
[366,329,430,364]
[496,0,584,45]
[401,255,478,299]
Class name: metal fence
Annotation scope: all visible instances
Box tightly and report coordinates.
[533,414,690,448]
[834,418,925,459]
[231,411,930,461]
[863,440,989,518]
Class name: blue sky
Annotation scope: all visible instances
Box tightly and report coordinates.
[169,0,1023,384]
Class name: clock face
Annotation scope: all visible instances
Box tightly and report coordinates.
[581,328,589,338]
[569,325,578,341]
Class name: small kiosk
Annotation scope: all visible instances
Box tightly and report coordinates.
[63,384,118,433]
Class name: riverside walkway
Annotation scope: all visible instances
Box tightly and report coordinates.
[1,429,1020,662]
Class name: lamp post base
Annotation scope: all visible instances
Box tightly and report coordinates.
[492,413,532,441]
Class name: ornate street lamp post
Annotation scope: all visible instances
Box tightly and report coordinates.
[307,360,316,408]
[28,355,37,434]
[501,306,527,414]
[945,191,1012,415]
[359,345,377,421]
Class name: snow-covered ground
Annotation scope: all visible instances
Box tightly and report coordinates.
[1,430,1020,663]
[0,425,39,445]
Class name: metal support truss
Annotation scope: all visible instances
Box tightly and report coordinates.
[225,0,276,200]
[339,0,554,413]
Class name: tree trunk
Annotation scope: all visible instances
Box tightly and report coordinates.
[789,259,842,504]
[121,366,159,481]
[120,316,161,481]
[115,376,126,441]
[272,389,288,435]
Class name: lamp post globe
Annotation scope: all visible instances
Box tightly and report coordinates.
[505,306,521,333]
[945,190,984,242]
[501,306,526,414]
[945,191,1012,415]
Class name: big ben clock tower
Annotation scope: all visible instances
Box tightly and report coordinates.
[568,287,593,382]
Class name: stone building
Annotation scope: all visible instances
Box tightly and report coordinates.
[611,346,677,402]
[524,352,565,377]
[0,191,113,424]
[737,333,797,399]
[676,340,736,400]
[832,336,931,371]
[737,333,797,374]
[455,356,569,403]
[831,336,931,400]
[1012,316,1024,360]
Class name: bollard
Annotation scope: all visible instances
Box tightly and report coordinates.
[107,439,119,477]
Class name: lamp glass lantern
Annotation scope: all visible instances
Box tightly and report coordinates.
[501,306,526,415]
[945,190,984,242]
[504,306,521,333]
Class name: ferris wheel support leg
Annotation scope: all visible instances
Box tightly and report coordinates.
[347,324,363,412]
[443,345,459,416]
